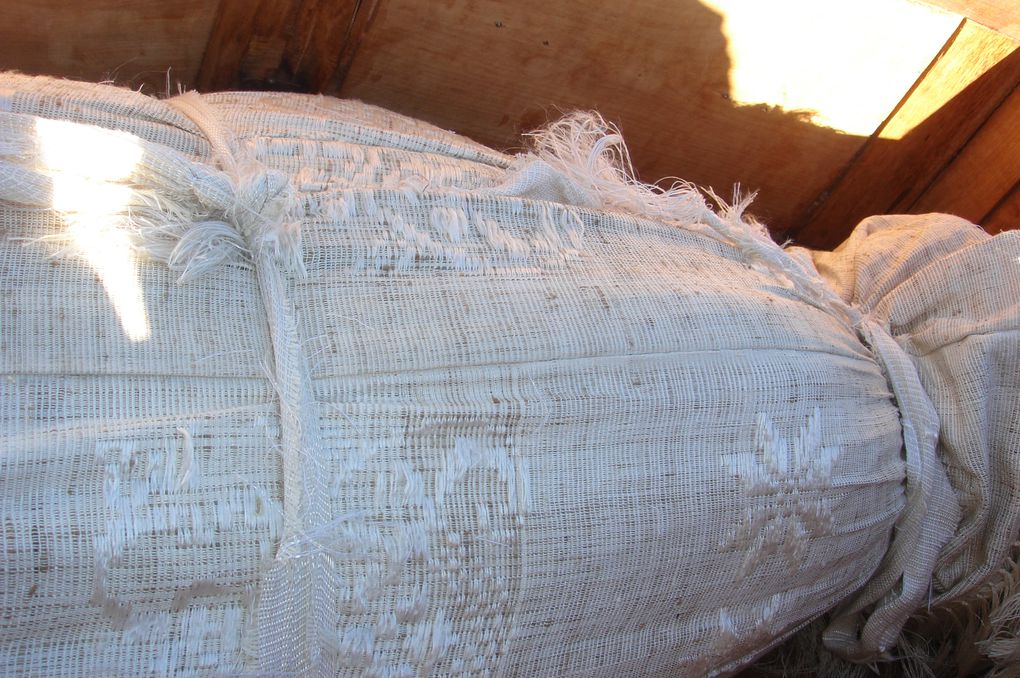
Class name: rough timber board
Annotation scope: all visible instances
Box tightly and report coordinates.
[911,82,1020,223]
[0,0,219,94]
[983,182,1020,234]
[0,0,1013,244]
[194,0,283,91]
[789,21,1020,249]
[339,0,957,231]
[195,0,363,92]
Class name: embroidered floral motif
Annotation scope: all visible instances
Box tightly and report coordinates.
[723,407,840,576]
[683,592,793,676]
[313,410,528,675]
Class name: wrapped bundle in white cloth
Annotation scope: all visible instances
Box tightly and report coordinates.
[0,74,1017,676]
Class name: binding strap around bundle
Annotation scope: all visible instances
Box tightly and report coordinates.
[167,92,335,676]
[823,319,960,659]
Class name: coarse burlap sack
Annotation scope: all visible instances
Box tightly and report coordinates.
[1,73,1017,676]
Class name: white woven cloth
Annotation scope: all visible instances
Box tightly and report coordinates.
[1,74,1017,676]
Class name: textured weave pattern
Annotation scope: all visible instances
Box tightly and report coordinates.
[792,216,1020,657]
[0,74,1017,676]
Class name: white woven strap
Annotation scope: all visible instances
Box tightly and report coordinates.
[823,319,960,659]
[167,92,333,676]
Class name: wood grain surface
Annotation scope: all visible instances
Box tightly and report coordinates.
[195,0,364,91]
[983,182,1020,233]
[0,0,219,94]
[338,0,956,233]
[789,21,1020,248]
[0,0,1016,244]
[912,81,1020,223]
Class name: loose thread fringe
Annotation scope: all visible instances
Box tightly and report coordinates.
[0,111,282,282]
[523,111,734,231]
[749,542,1020,677]
[515,112,861,331]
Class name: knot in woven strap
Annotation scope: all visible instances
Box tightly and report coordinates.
[167,92,303,274]
[168,91,332,673]
[499,118,969,661]
[823,317,960,660]
[689,217,966,660]
[231,165,298,250]
[719,230,964,659]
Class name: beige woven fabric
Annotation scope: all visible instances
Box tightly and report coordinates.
[0,74,1017,676]
[790,216,1020,658]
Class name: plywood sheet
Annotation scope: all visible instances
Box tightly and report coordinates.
[340,0,956,231]
[790,21,1020,248]
[911,83,1020,224]
[983,183,1020,234]
[0,0,219,93]
[195,0,363,92]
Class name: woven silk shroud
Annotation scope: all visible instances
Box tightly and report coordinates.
[0,74,1017,677]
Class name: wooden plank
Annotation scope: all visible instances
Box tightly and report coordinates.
[982,181,1020,233]
[322,0,383,95]
[279,0,364,92]
[195,0,300,91]
[919,0,1020,42]
[195,0,265,91]
[911,82,1020,224]
[195,0,364,92]
[789,21,1020,249]
[0,0,219,93]
[339,0,957,234]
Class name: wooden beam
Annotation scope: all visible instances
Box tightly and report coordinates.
[195,0,273,91]
[788,21,1020,249]
[982,181,1020,233]
[911,82,1020,224]
[322,0,382,95]
[195,0,365,92]
[280,0,364,93]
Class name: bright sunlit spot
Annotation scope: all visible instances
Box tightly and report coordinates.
[35,117,150,342]
[702,0,959,137]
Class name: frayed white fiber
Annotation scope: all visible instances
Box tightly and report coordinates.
[521,111,720,229]
[167,91,306,276]
[508,111,859,326]
[33,181,249,283]
[175,427,198,492]
[752,546,1020,676]
[0,107,301,282]
[956,544,1020,674]
[166,220,248,282]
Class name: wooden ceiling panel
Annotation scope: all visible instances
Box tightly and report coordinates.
[0,0,219,94]
[338,0,957,231]
[790,22,1020,248]
[195,0,365,92]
